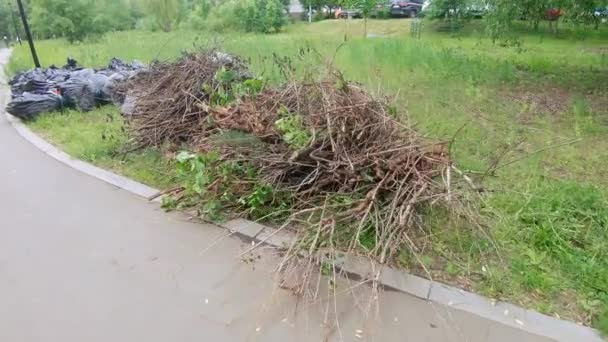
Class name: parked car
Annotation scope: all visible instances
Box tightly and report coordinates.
[336,8,362,19]
[390,0,425,18]
[467,4,489,18]
[595,7,608,17]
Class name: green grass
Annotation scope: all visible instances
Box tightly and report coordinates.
[28,108,177,189]
[9,19,608,331]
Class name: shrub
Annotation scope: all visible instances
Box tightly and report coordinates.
[188,0,287,33]
[143,0,186,32]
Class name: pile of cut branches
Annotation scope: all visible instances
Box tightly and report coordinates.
[123,50,467,281]
[118,50,251,148]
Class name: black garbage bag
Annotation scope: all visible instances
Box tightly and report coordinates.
[88,73,111,104]
[64,57,79,69]
[23,73,54,94]
[7,56,146,119]
[6,92,64,120]
[103,73,127,105]
[107,57,144,70]
[10,69,48,95]
[69,68,95,78]
[108,57,128,71]
[131,60,145,70]
[57,71,113,111]
[59,78,96,111]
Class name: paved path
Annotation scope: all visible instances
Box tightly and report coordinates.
[0,49,552,342]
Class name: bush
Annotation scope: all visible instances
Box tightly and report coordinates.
[186,0,287,33]
[375,7,391,19]
[203,0,242,32]
[143,0,186,32]
[181,0,214,30]
[312,12,326,22]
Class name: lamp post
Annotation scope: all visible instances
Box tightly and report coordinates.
[16,0,39,67]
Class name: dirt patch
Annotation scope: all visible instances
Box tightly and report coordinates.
[584,47,608,56]
[504,86,608,126]
[587,90,608,117]
[505,87,572,121]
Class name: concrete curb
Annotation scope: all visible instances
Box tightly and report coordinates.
[5,113,160,199]
[4,106,603,342]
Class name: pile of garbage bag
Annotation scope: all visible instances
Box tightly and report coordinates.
[7,57,144,120]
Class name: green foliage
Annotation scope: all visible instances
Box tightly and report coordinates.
[484,0,521,43]
[0,1,20,42]
[30,0,136,42]
[182,0,214,29]
[426,0,472,19]
[299,0,342,13]
[31,0,96,42]
[167,151,235,220]
[93,0,137,33]
[375,5,391,19]
[203,67,265,106]
[166,150,289,221]
[185,0,287,33]
[201,0,242,32]
[238,182,289,218]
[144,0,186,32]
[484,0,606,40]
[274,110,311,150]
[238,0,288,33]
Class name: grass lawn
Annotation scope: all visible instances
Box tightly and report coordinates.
[8,19,608,331]
[27,108,177,189]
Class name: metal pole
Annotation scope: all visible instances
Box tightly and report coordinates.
[16,0,39,67]
[9,1,22,45]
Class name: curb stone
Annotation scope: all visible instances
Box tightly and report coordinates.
[4,97,603,342]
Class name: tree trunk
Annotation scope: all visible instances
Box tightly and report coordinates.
[364,17,367,38]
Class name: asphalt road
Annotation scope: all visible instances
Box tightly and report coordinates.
[0,49,552,342]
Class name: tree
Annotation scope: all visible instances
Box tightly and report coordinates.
[484,0,520,42]
[299,0,326,11]
[0,1,19,42]
[144,0,185,32]
[236,0,287,33]
[485,0,605,39]
[566,0,603,29]
[194,0,213,18]
[181,0,287,33]
[93,0,137,33]
[29,0,137,42]
[347,0,381,37]
[426,0,472,19]
[264,0,286,32]
[30,0,97,42]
